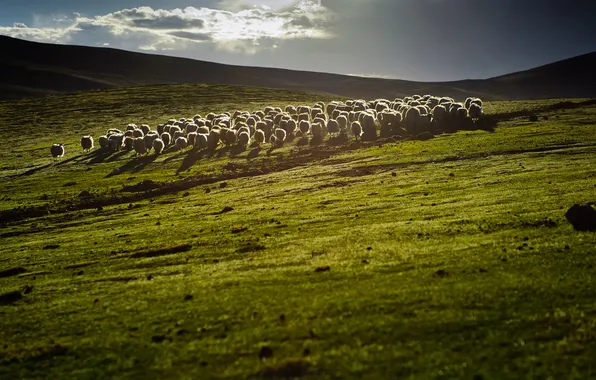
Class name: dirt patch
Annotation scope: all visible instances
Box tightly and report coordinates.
[129,244,193,259]
[236,242,266,254]
[0,266,27,278]
[0,290,23,306]
[261,358,312,378]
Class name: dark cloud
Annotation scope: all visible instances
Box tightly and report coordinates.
[168,30,212,41]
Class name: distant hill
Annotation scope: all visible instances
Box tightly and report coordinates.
[1,35,595,101]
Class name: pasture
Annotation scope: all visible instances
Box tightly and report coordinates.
[1,85,596,379]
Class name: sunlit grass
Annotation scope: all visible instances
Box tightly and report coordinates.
[1,86,596,379]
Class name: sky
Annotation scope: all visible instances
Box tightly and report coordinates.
[1,0,595,82]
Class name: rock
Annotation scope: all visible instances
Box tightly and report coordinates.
[259,346,273,360]
[78,190,91,198]
[434,269,449,277]
[565,204,596,231]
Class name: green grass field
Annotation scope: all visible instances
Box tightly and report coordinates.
[1,85,596,379]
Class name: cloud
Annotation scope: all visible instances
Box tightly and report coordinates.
[0,1,334,54]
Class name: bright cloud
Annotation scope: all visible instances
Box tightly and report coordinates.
[0,1,334,53]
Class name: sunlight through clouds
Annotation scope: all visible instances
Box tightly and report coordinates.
[0,1,334,53]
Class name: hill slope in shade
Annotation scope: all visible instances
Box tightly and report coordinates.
[1,35,595,100]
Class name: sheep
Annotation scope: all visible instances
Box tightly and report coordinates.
[468,103,482,120]
[310,122,325,142]
[156,124,165,135]
[327,119,340,135]
[173,130,186,141]
[160,132,171,148]
[140,124,150,136]
[274,128,287,147]
[106,128,122,136]
[108,134,124,152]
[132,129,144,138]
[224,129,237,146]
[238,131,251,147]
[432,105,448,123]
[50,144,65,160]
[153,138,165,154]
[187,131,198,147]
[98,135,109,150]
[351,121,363,140]
[80,136,94,152]
[208,130,220,151]
[124,130,134,138]
[299,120,310,135]
[133,137,147,155]
[175,136,188,151]
[196,133,209,150]
[361,114,377,141]
[143,132,158,151]
[126,124,137,131]
[336,115,348,134]
[122,136,134,151]
[186,123,199,134]
[254,129,266,145]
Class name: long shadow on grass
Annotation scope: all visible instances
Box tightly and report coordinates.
[105,154,159,177]
[84,149,114,165]
[176,150,206,174]
[247,147,262,159]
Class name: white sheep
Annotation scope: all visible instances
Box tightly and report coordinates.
[160,132,171,148]
[98,135,109,149]
[133,137,147,155]
[238,131,251,147]
[140,125,150,135]
[468,103,483,120]
[175,137,188,151]
[351,121,363,140]
[122,136,134,151]
[197,133,209,150]
[187,131,198,147]
[254,129,266,145]
[50,144,65,160]
[80,136,94,152]
[208,130,220,151]
[327,119,340,133]
[153,138,165,154]
[132,129,144,138]
[108,134,124,152]
[274,128,287,147]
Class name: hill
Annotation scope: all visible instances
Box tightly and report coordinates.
[1,35,595,100]
[1,85,596,378]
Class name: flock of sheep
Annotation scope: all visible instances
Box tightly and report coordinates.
[50,95,483,159]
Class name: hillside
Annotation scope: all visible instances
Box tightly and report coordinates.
[1,85,596,378]
[1,35,595,101]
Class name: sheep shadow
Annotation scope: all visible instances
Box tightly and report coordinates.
[12,163,53,178]
[217,146,232,158]
[83,149,114,165]
[161,150,186,165]
[105,154,159,177]
[105,151,130,163]
[247,147,262,159]
[176,150,206,174]
[229,145,247,157]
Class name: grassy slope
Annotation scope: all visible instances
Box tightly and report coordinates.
[1,85,596,379]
